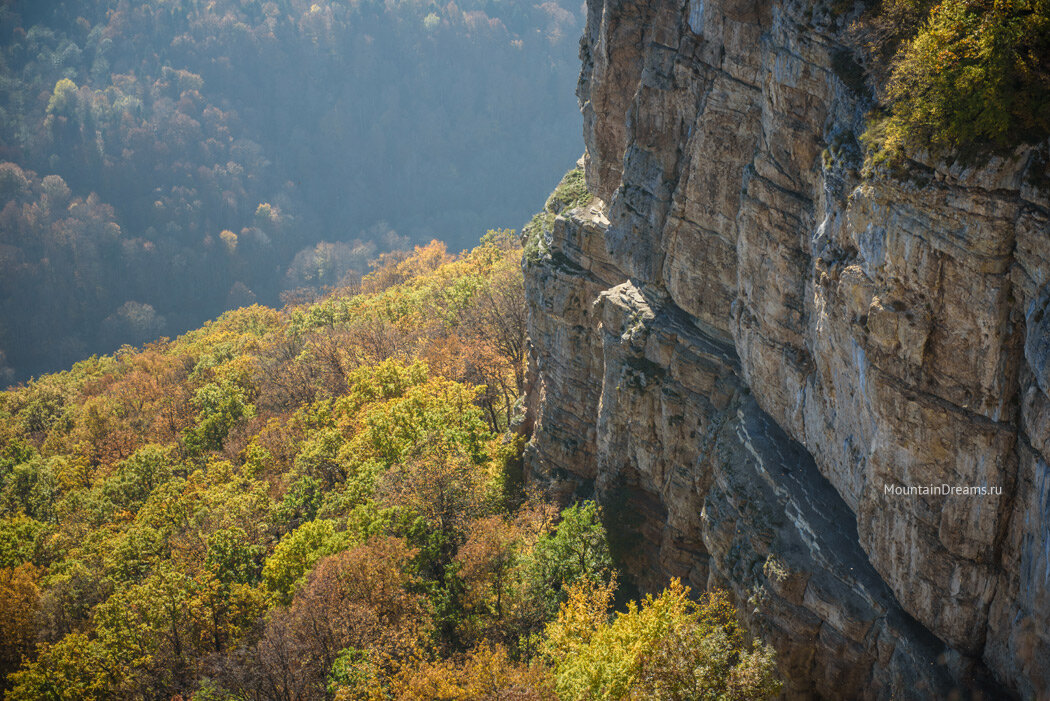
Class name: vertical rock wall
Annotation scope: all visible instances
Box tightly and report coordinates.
[522,0,1050,696]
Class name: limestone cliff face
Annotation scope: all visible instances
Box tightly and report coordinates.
[521,0,1050,696]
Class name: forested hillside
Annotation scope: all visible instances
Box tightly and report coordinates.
[0,0,583,384]
[0,226,779,699]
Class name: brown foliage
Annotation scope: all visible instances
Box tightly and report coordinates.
[222,537,426,701]
[376,642,555,701]
[362,241,455,294]
[379,444,493,571]
[454,502,556,648]
[0,564,41,683]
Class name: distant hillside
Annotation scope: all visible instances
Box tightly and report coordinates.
[0,0,584,384]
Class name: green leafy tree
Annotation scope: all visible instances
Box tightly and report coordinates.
[101,444,176,513]
[0,456,58,522]
[206,526,264,586]
[0,515,47,568]
[275,475,325,531]
[7,632,109,701]
[263,518,349,603]
[531,501,613,606]
[184,380,256,455]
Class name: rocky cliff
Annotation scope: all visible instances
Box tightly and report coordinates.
[520,0,1050,696]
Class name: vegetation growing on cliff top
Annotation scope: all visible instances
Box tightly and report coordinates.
[0,232,780,699]
[522,165,592,265]
[851,0,1050,162]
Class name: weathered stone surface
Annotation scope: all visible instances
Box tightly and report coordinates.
[522,0,1050,694]
[523,202,613,495]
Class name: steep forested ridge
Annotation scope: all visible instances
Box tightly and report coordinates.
[0,226,779,699]
[0,0,583,385]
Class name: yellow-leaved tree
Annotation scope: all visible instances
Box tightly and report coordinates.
[542,578,781,701]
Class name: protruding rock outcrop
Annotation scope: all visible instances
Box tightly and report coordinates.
[522,0,1050,696]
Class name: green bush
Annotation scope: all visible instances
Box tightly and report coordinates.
[522,165,591,264]
[875,0,1050,158]
[263,519,349,603]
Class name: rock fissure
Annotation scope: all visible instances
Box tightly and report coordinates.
[864,362,1018,434]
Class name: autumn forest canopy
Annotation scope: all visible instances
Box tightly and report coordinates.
[0,0,584,385]
[0,225,781,699]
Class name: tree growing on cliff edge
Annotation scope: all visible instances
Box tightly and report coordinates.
[884,0,1050,154]
[857,0,1050,161]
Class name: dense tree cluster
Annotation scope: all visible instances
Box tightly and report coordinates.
[879,0,1050,157]
[842,0,1050,162]
[0,229,780,699]
[0,0,583,383]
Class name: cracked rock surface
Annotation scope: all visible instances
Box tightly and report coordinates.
[521,0,1050,696]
